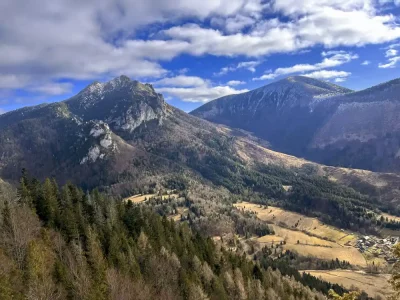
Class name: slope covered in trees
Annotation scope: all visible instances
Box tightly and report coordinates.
[0,175,351,300]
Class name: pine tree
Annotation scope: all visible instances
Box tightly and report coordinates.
[85,227,109,300]
[17,169,33,209]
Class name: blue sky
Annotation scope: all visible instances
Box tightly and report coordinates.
[1,0,400,114]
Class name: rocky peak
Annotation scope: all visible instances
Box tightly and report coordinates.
[65,76,167,134]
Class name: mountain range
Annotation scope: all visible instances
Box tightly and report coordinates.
[2,74,400,298]
[0,75,398,199]
[192,76,400,172]
[0,75,400,214]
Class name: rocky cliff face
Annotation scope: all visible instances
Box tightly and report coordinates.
[308,78,400,171]
[0,76,233,190]
[0,75,170,186]
[192,76,400,172]
[1,75,400,206]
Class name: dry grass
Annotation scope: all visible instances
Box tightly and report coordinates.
[124,193,156,203]
[269,225,335,247]
[168,207,189,222]
[257,234,284,244]
[305,270,392,299]
[235,202,357,245]
[257,225,367,266]
[236,202,367,266]
[124,193,178,204]
[288,244,366,266]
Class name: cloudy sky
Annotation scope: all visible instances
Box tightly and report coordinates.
[1,0,400,113]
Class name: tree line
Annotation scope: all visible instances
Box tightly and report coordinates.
[0,173,338,300]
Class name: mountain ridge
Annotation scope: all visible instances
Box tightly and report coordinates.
[192,76,400,172]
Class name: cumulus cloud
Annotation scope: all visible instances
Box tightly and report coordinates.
[154,74,248,102]
[1,0,400,98]
[386,49,398,57]
[227,80,246,86]
[379,42,400,68]
[237,61,261,72]
[28,82,74,96]
[379,56,400,68]
[154,76,207,87]
[1,0,255,92]
[215,60,261,76]
[157,85,248,103]
[303,70,351,80]
[253,51,357,80]
[163,3,400,56]
[361,60,371,65]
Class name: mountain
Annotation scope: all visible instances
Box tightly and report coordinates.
[1,75,400,227]
[0,75,221,190]
[2,75,399,299]
[191,76,400,172]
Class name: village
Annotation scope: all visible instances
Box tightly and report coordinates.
[356,235,400,263]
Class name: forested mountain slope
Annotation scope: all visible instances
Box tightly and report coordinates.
[0,76,399,238]
[0,177,340,300]
[192,76,400,172]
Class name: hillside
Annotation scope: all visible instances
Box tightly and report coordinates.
[191,76,400,172]
[1,76,400,299]
[0,177,334,300]
[1,76,400,232]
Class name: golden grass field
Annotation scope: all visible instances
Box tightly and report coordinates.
[235,202,367,266]
[169,207,189,222]
[235,202,357,245]
[124,192,178,203]
[305,270,392,299]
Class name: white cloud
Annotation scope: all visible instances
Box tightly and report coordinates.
[0,74,31,89]
[215,60,261,76]
[2,0,259,91]
[361,60,371,65]
[154,75,206,87]
[386,42,400,49]
[386,48,398,57]
[163,4,400,57]
[0,108,6,115]
[253,51,357,80]
[237,61,261,72]
[303,70,351,79]
[178,68,189,75]
[1,0,400,96]
[378,56,400,68]
[157,84,248,102]
[227,80,246,86]
[29,82,73,96]
[214,66,236,76]
[334,77,346,82]
[379,42,400,68]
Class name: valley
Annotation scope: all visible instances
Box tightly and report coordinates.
[3,0,400,298]
[233,201,398,298]
[0,75,400,299]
